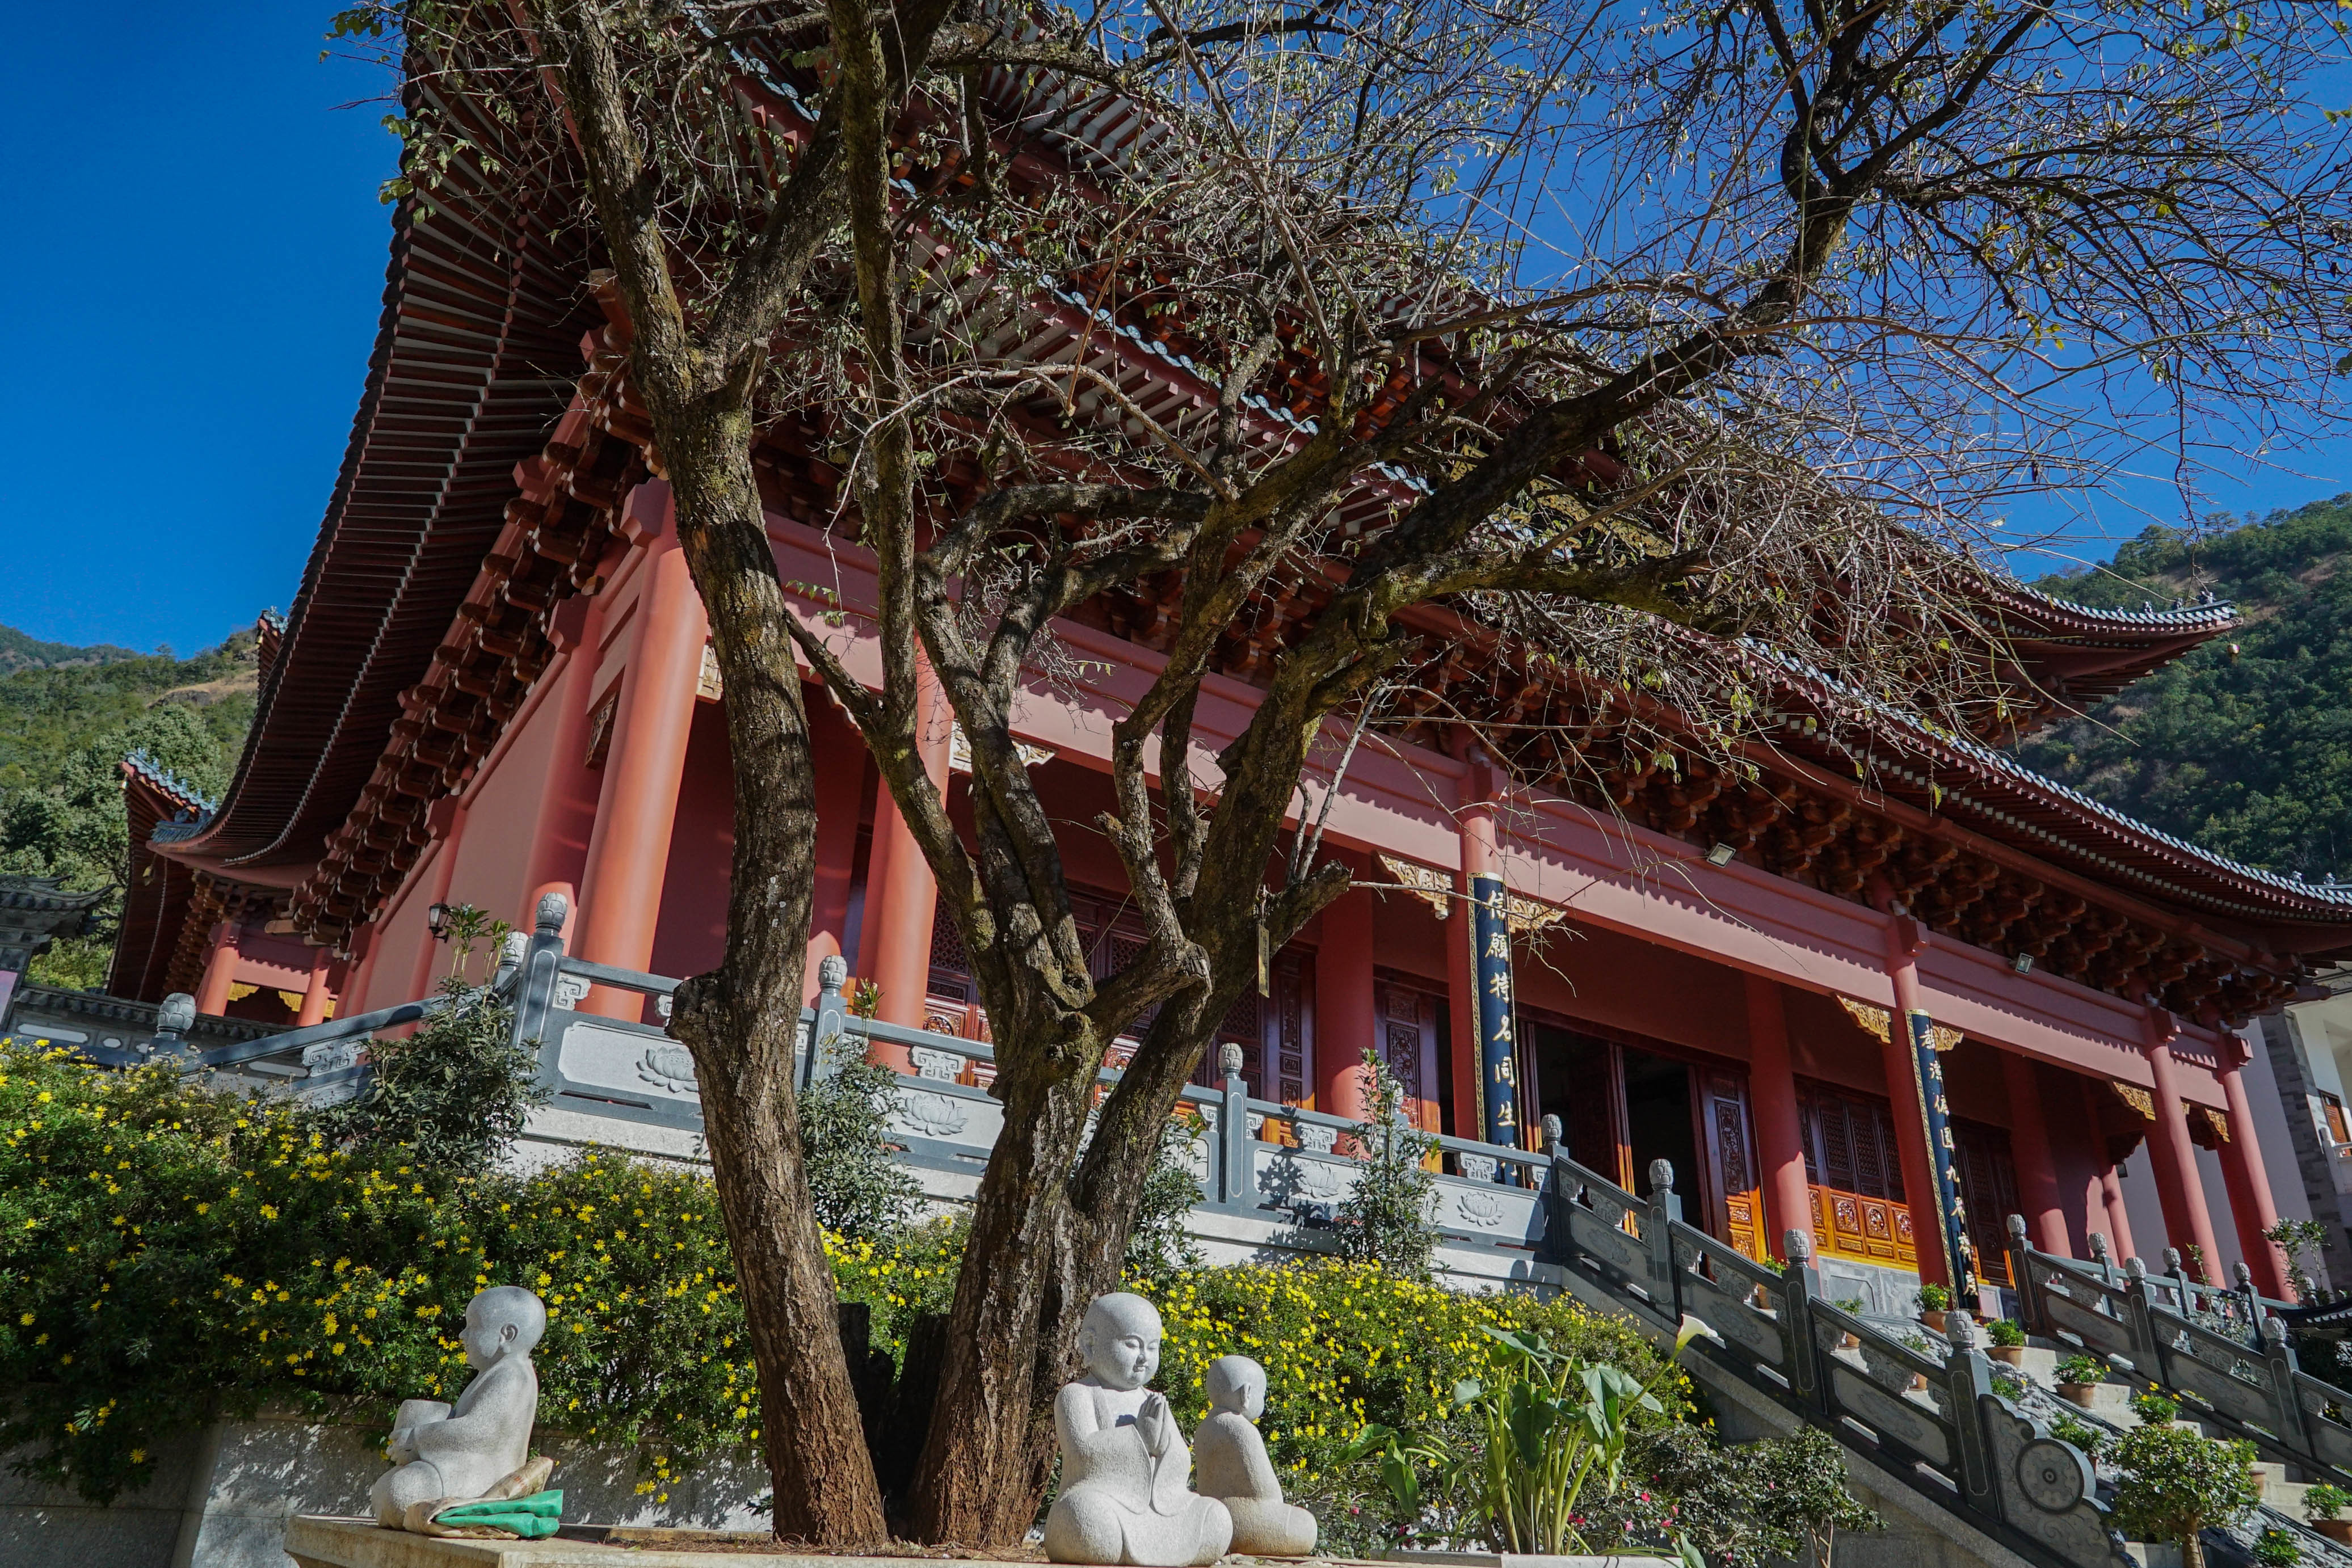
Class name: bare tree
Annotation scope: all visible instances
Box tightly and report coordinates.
[351,0,2349,1542]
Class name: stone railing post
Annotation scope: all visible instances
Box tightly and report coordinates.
[1943,1312,2001,1519]
[152,992,196,1063]
[2165,1246,2198,1316]
[1646,1158,1683,1311]
[1781,1227,1828,1413]
[2261,1312,2313,1458]
[2089,1231,2118,1289]
[507,891,570,1062]
[493,929,528,993]
[2233,1261,2263,1342]
[2123,1255,2162,1367]
[1219,1043,1250,1212]
[2006,1214,2044,1335]
[805,954,849,1089]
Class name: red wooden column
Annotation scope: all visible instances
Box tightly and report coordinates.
[855,648,954,1063]
[2081,1076,2140,1259]
[1314,883,1377,1122]
[1744,973,1812,1263]
[805,701,867,1004]
[194,920,242,1017]
[295,946,335,1027]
[1879,907,1952,1289]
[2140,1006,2224,1278]
[517,593,605,937]
[1446,753,1502,1139]
[574,507,708,1019]
[2214,1033,2291,1296]
[2001,1051,2071,1255]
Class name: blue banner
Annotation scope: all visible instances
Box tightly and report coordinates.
[1905,1009,1977,1300]
[1470,872,1517,1152]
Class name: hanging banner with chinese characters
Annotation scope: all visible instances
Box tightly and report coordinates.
[1904,1008,1977,1300]
[1470,871,1518,1150]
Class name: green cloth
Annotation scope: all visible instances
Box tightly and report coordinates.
[432,1490,563,1540]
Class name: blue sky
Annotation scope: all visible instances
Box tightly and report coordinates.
[1,9,2346,656]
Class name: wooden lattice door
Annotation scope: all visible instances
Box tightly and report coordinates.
[1798,1081,1919,1269]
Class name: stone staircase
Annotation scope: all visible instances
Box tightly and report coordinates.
[1919,1318,2348,1568]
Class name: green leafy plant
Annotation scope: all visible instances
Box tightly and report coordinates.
[1987,1318,2027,1348]
[2130,1386,2182,1425]
[1121,1109,1207,1288]
[797,1034,920,1242]
[1352,1318,1706,1557]
[314,980,544,1170]
[2110,1426,2261,1568]
[2048,1413,2107,1461]
[1330,1049,1437,1280]
[1833,1297,1865,1314]
[2266,1218,2330,1302]
[1619,1423,1880,1568]
[2056,1353,2107,1385]
[2302,1482,2349,1523]
[2254,1527,2302,1567]
[1916,1282,1951,1313]
[1992,1372,2027,1402]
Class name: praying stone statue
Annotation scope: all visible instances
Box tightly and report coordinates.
[369,1286,549,1531]
[1044,1292,1233,1567]
[1196,1355,1318,1557]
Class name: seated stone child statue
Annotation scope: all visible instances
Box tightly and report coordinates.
[1196,1355,1319,1557]
[1043,1292,1233,1567]
[369,1285,547,1529]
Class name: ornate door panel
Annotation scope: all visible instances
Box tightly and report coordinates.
[1373,977,1444,1132]
[1697,1069,1767,1261]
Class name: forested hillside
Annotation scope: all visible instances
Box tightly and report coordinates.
[0,627,260,987]
[2018,494,2352,879]
[0,625,140,675]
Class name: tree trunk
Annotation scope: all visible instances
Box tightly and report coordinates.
[906,1033,1103,1542]
[661,393,890,1544]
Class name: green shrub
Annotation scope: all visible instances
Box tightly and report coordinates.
[1123,1109,1208,1289]
[0,1046,479,1502]
[1330,1051,1437,1280]
[796,1037,919,1242]
[2110,1425,2260,1568]
[1916,1282,1950,1313]
[2048,1413,2107,1461]
[2056,1352,2107,1384]
[2303,1481,2349,1522]
[1135,1257,1689,1523]
[314,980,544,1169]
[1987,1318,2026,1348]
[2255,1526,2302,1567]
[1625,1423,1881,1568]
[2131,1386,2182,1425]
[1992,1372,2027,1402]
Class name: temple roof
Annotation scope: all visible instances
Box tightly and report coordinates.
[145,21,2329,1018]
[155,75,594,874]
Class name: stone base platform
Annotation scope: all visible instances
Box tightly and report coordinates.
[284,1519,1675,1568]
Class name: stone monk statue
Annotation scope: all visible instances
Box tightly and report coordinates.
[1043,1293,1233,1566]
[369,1285,547,1528]
[1196,1355,1318,1557]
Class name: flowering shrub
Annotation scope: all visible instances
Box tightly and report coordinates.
[1134,1261,1689,1516]
[0,1039,1863,1564]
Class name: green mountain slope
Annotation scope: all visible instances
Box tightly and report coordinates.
[2017,494,2352,878]
[0,625,141,676]
[0,626,260,988]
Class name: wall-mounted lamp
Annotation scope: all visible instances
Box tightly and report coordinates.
[1705,842,1737,868]
[426,901,451,940]
[2010,951,2034,975]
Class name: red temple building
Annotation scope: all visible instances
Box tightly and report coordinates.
[81,50,2352,1321]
